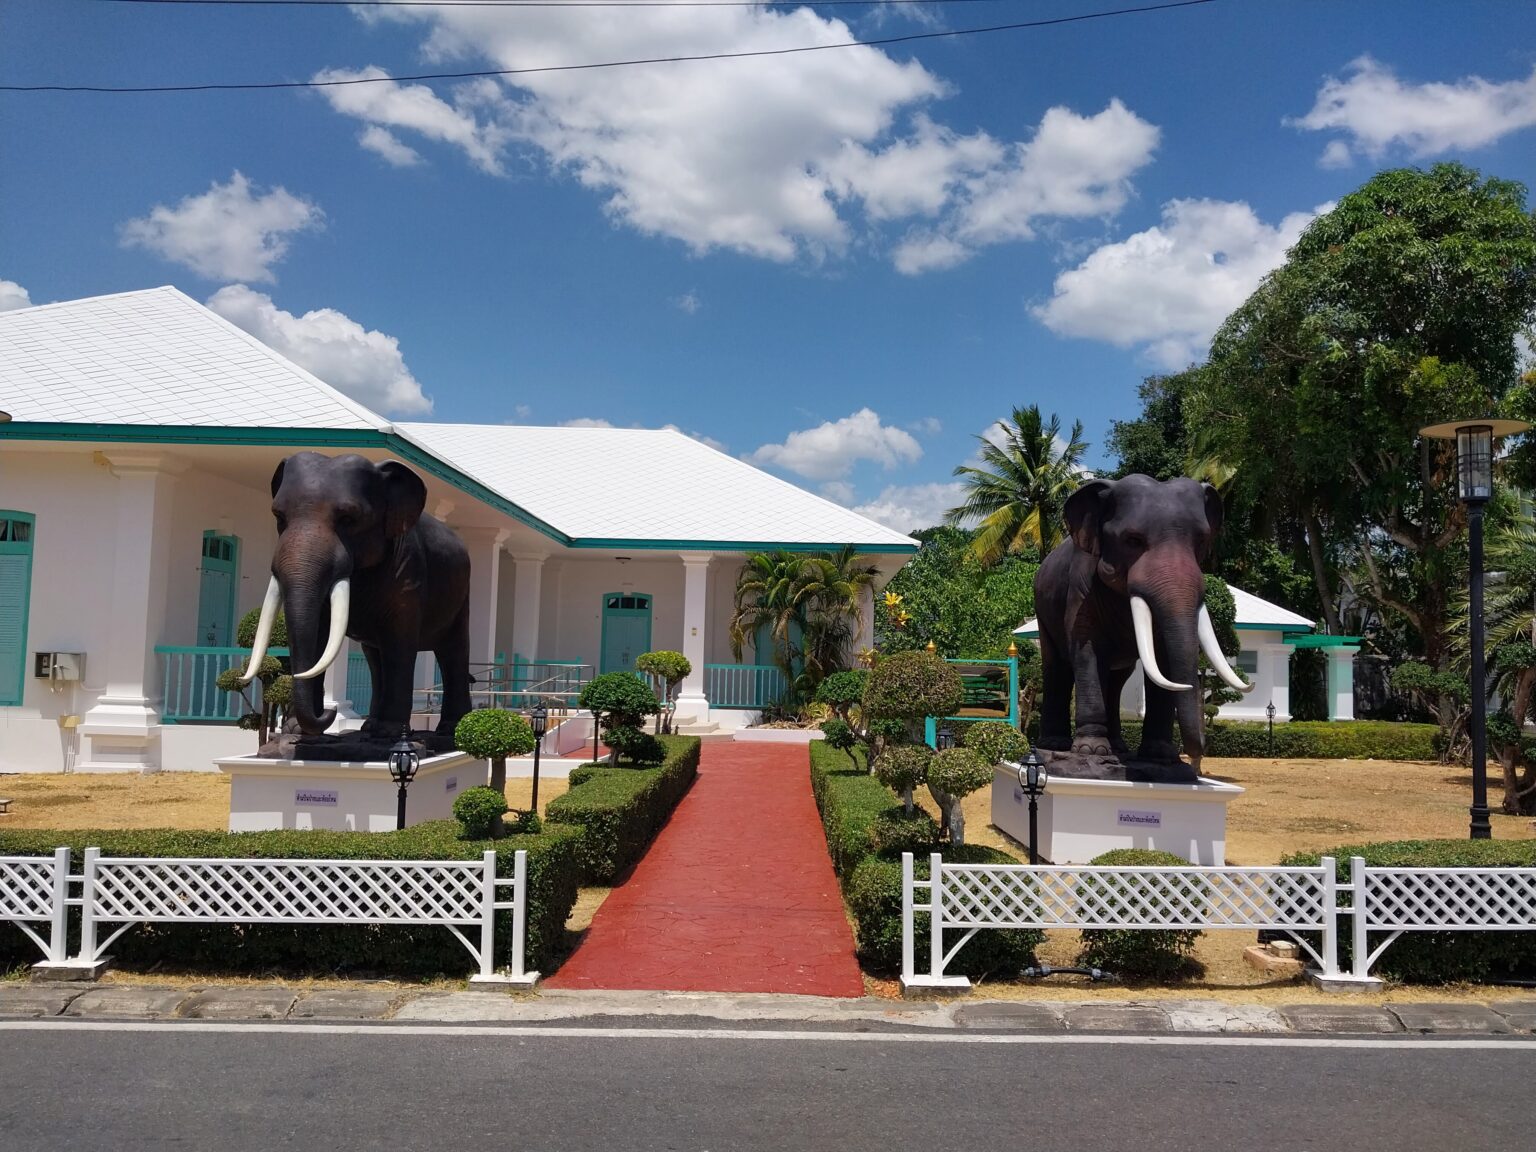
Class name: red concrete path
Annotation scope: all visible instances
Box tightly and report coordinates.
[543,740,865,997]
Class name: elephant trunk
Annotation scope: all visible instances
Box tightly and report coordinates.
[276,535,349,737]
[1129,547,1207,766]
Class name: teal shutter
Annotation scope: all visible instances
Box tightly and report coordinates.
[0,513,36,707]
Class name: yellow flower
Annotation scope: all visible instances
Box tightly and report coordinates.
[883,590,904,609]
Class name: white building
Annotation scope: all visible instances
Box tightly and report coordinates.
[0,287,916,773]
[1013,584,1360,723]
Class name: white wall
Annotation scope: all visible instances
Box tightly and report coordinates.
[1117,630,1296,722]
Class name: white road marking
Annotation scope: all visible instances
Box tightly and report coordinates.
[0,1020,1530,1048]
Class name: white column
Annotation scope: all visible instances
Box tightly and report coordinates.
[510,554,545,663]
[461,528,512,668]
[323,639,358,727]
[79,455,182,773]
[676,552,712,720]
[1327,648,1356,721]
[1266,643,1296,722]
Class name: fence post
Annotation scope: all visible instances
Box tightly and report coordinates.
[1349,855,1370,981]
[1318,856,1339,978]
[47,847,70,964]
[77,847,100,965]
[510,849,529,982]
[928,851,945,982]
[479,850,497,979]
[901,852,915,984]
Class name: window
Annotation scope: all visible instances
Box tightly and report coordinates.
[605,594,650,612]
[0,511,36,706]
[1235,650,1259,675]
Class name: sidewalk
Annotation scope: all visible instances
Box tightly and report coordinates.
[543,741,865,997]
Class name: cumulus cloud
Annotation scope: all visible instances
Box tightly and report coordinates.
[820,480,858,505]
[1032,198,1326,369]
[673,291,702,315]
[853,481,964,533]
[559,417,614,428]
[662,424,727,452]
[207,285,432,415]
[359,125,424,168]
[908,416,942,435]
[0,278,31,312]
[1291,57,1536,165]
[748,408,922,482]
[321,9,1157,270]
[120,173,321,283]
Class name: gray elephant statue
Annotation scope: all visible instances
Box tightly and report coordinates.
[240,452,472,751]
[1033,474,1251,779]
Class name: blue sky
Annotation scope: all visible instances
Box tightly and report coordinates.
[3,0,1535,531]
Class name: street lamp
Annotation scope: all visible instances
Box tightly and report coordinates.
[1421,417,1531,839]
[387,727,420,831]
[1016,750,1049,865]
[1266,700,1276,758]
[528,702,549,814]
[936,725,956,751]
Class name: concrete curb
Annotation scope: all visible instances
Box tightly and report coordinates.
[3,983,1534,1035]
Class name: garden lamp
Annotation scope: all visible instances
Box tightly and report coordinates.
[936,725,956,751]
[388,727,421,831]
[1266,700,1276,758]
[529,702,549,813]
[1016,750,1048,866]
[1420,417,1530,839]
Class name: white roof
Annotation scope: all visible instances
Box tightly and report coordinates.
[0,286,386,430]
[1013,582,1314,637]
[396,422,917,549]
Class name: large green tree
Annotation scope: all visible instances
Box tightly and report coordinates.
[946,405,1087,565]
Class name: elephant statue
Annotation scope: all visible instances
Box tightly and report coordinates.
[241,452,472,749]
[1033,474,1251,778]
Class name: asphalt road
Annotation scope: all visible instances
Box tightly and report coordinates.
[1,1021,1530,1151]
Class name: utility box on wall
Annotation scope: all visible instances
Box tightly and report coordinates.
[34,652,86,681]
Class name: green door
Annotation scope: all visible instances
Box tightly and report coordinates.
[0,512,35,707]
[600,592,652,674]
[196,532,239,716]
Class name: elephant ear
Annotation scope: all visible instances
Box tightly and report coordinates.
[269,457,288,499]
[1201,482,1224,537]
[380,461,427,538]
[1065,479,1114,555]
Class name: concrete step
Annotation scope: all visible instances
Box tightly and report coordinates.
[675,722,720,736]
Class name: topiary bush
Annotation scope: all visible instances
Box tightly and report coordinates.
[869,807,939,857]
[1075,849,1204,981]
[964,720,1028,766]
[579,672,661,764]
[820,718,857,764]
[454,709,536,825]
[604,725,667,765]
[873,743,932,815]
[1117,718,1438,760]
[926,746,994,846]
[635,651,691,732]
[862,651,964,740]
[815,670,869,722]
[237,606,289,649]
[453,786,510,840]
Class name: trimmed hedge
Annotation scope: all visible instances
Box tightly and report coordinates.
[1076,849,1203,981]
[1280,839,1536,984]
[1120,719,1438,761]
[809,740,894,876]
[0,821,582,978]
[544,735,700,883]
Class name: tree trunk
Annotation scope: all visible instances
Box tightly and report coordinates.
[490,755,508,837]
[1305,514,1340,634]
[902,785,914,816]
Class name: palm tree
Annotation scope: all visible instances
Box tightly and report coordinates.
[799,545,880,683]
[729,552,815,681]
[947,405,1088,565]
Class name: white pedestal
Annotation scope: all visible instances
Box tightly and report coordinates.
[215,751,483,832]
[990,767,1243,865]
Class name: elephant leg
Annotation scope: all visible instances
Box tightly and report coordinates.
[1100,664,1133,756]
[434,600,473,741]
[1138,681,1180,763]
[373,648,419,738]
[1071,641,1112,757]
[358,643,388,737]
[1037,635,1073,752]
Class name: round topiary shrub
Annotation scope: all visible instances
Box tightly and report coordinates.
[820,717,858,763]
[635,651,692,732]
[579,672,661,763]
[927,746,994,846]
[453,786,510,840]
[964,720,1028,766]
[237,606,288,649]
[873,742,933,814]
[814,669,869,721]
[454,708,537,812]
[1076,848,1205,981]
[862,651,963,738]
[869,807,939,857]
[605,725,667,765]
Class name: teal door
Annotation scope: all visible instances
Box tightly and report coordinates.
[600,592,652,674]
[196,532,239,715]
[0,512,35,707]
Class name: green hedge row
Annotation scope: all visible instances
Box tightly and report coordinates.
[1119,719,1438,761]
[0,821,583,978]
[807,741,1042,979]
[545,735,700,883]
[1280,839,1536,984]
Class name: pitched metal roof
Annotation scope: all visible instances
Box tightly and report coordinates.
[1013,582,1316,637]
[395,423,918,551]
[0,286,386,430]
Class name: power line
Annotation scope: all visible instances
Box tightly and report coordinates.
[1,0,1217,92]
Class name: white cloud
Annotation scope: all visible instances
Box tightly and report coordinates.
[662,424,727,453]
[120,173,322,283]
[820,480,858,505]
[359,125,423,168]
[1291,57,1536,164]
[853,481,964,533]
[207,285,432,416]
[324,10,1157,269]
[513,404,533,420]
[908,416,942,435]
[748,408,922,482]
[559,417,614,429]
[673,291,702,315]
[0,278,31,312]
[1032,198,1326,369]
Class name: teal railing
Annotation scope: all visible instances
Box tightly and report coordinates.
[157,645,290,724]
[923,656,1021,745]
[704,664,788,710]
[346,651,372,716]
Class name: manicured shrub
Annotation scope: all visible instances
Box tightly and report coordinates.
[455,709,536,821]
[452,786,509,840]
[237,606,289,649]
[635,651,691,732]
[809,740,893,876]
[604,725,667,765]
[873,743,932,814]
[544,735,700,882]
[864,717,907,758]
[1075,849,1204,981]
[0,822,583,978]
[578,672,661,764]
[814,670,869,721]
[862,650,964,732]
[869,807,939,857]
[820,718,857,763]
[926,746,994,846]
[964,720,1028,766]
[1118,719,1438,761]
[1280,839,1536,983]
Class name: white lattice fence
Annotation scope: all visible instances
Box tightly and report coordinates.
[0,850,71,965]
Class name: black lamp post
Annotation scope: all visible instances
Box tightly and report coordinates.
[1421,417,1530,839]
[936,725,956,751]
[387,727,421,831]
[1266,700,1276,758]
[529,702,549,814]
[1016,750,1048,865]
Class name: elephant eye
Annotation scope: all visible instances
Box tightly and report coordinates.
[273,512,287,533]
[1124,532,1147,551]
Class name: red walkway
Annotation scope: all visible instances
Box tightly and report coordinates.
[543,740,865,997]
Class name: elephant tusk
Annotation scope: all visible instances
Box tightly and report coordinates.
[1131,595,1194,692]
[294,579,350,680]
[240,577,282,683]
[1199,604,1254,693]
